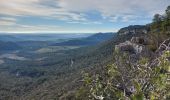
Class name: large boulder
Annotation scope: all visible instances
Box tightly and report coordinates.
[115,41,149,54]
[115,38,154,62]
[131,37,148,45]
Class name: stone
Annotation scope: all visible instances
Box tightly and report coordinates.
[118,25,148,35]
[115,41,148,54]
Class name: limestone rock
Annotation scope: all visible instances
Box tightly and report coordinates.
[115,41,149,54]
[118,25,148,35]
[131,37,148,45]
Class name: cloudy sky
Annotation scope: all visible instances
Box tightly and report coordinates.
[0,0,169,33]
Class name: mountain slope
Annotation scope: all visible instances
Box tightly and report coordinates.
[0,34,91,42]
[52,33,115,46]
[0,26,149,100]
[0,41,21,51]
[17,30,145,99]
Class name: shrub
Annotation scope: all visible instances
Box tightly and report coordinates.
[77,50,170,100]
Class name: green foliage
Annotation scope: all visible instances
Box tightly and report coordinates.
[152,14,163,32]
[150,5,170,35]
[153,14,162,23]
[75,87,90,100]
[166,6,170,19]
[78,50,170,100]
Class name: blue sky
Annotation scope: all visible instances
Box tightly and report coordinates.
[0,0,170,33]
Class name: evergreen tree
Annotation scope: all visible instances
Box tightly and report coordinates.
[166,6,170,19]
[153,14,162,23]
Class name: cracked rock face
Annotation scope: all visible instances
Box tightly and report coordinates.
[115,37,154,62]
[115,41,149,54]
[118,25,148,35]
[131,36,150,45]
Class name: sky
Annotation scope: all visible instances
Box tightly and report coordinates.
[0,0,170,33]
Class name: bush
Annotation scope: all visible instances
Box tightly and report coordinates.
[77,49,170,100]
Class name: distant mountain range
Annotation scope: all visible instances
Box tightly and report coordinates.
[0,26,159,99]
[52,32,115,46]
[0,33,92,42]
[0,33,115,52]
[0,41,21,51]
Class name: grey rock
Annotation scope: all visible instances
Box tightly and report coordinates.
[115,38,153,63]
[115,41,149,54]
[131,36,150,45]
[118,25,148,35]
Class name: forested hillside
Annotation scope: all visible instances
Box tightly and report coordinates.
[0,4,170,100]
[0,41,21,51]
[53,33,114,46]
[0,33,118,100]
[74,6,170,100]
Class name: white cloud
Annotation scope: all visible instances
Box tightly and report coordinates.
[1,0,169,21]
[58,0,170,21]
[0,0,169,32]
[0,0,87,22]
[67,21,102,25]
[0,17,17,26]
[0,24,62,33]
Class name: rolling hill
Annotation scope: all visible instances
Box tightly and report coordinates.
[0,34,92,42]
[0,41,21,51]
[0,26,149,100]
[52,32,115,46]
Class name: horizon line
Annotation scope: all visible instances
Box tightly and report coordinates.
[0,31,117,34]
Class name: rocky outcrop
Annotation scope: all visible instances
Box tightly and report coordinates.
[115,36,154,62]
[115,41,142,54]
[113,25,154,56]
[118,25,148,35]
[131,36,150,45]
[115,40,151,55]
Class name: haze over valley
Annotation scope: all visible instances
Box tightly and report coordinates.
[0,0,170,100]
